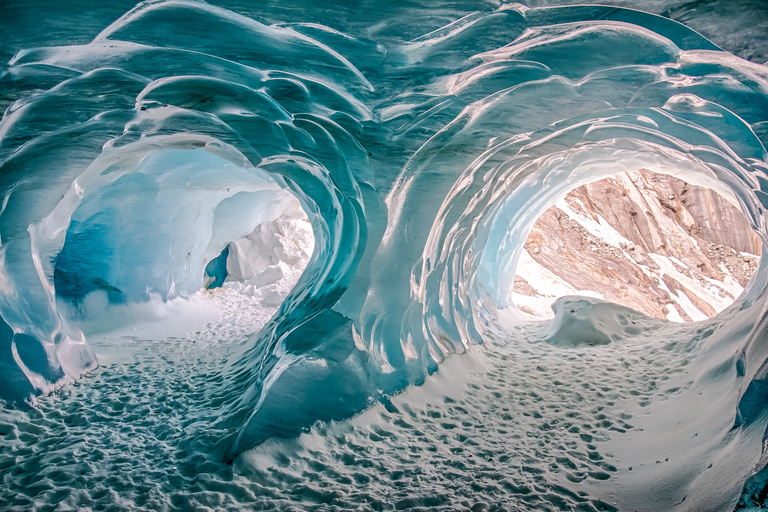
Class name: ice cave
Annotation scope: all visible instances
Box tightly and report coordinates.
[1,0,768,510]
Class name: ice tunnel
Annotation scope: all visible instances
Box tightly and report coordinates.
[2,0,768,510]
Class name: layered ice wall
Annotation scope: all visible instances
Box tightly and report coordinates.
[2,0,768,509]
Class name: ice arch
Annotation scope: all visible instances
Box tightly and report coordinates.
[0,0,374,407]
[54,147,311,305]
[0,133,336,404]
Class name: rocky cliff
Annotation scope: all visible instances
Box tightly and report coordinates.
[513,169,762,322]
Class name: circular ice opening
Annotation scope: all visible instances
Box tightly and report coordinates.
[53,146,316,334]
[512,168,762,322]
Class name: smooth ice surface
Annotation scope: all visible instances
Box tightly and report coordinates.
[2,0,768,510]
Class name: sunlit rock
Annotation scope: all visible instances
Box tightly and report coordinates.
[515,169,761,321]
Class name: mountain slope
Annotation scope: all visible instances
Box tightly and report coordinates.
[513,169,761,321]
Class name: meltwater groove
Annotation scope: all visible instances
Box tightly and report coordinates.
[2,0,768,510]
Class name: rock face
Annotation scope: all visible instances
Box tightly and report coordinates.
[513,169,762,322]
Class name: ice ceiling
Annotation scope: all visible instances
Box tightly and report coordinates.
[2,0,768,510]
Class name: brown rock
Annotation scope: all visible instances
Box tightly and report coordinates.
[516,169,761,321]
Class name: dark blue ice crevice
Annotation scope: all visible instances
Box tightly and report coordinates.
[204,245,229,290]
[2,1,768,506]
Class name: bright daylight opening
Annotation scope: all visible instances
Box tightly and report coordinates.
[204,212,314,307]
[512,168,762,322]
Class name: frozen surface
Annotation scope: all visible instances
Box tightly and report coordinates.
[1,0,768,510]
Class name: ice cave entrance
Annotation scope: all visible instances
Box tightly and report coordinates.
[53,148,315,327]
[512,168,762,322]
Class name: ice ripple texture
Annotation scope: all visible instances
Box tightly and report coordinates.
[2,1,768,510]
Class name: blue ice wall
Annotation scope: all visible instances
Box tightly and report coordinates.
[2,0,768,507]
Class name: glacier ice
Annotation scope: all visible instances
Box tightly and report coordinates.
[2,0,768,509]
